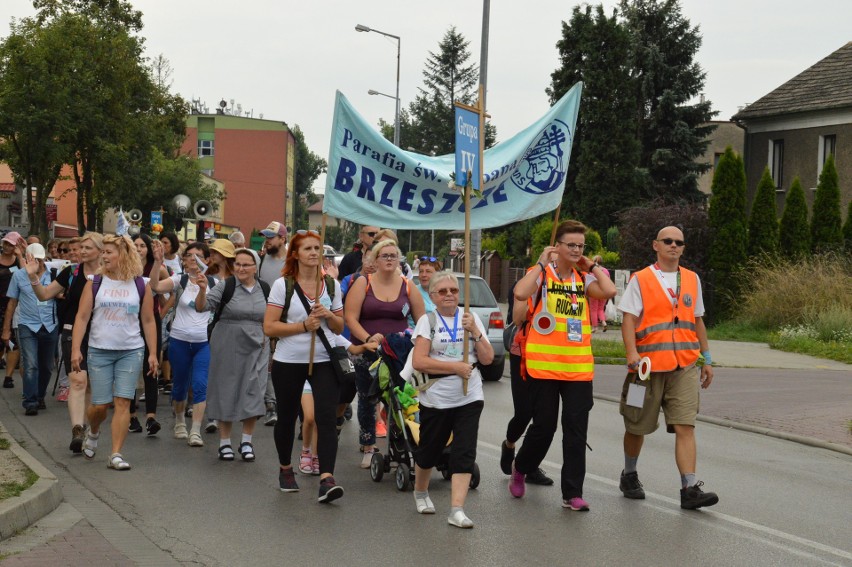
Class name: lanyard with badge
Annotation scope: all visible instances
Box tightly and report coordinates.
[653,263,680,323]
[557,267,583,343]
[437,308,461,358]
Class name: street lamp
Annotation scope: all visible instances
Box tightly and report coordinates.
[368,89,400,135]
[355,23,401,148]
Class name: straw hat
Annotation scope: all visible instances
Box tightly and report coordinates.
[209,238,236,258]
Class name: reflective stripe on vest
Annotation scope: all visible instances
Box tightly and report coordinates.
[524,265,594,381]
[634,266,700,372]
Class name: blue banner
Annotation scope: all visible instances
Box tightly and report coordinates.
[324,82,582,230]
[454,105,481,190]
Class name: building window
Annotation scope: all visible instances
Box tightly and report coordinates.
[198,139,214,157]
[768,139,784,189]
[818,134,836,175]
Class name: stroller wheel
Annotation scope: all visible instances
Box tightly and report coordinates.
[469,463,480,489]
[370,452,384,482]
[396,463,411,491]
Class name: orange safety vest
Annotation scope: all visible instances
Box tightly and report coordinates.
[523,264,594,381]
[634,265,701,372]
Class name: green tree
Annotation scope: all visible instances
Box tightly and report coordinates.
[747,167,779,256]
[291,124,326,231]
[620,0,717,202]
[0,17,73,240]
[779,176,810,257]
[843,200,852,249]
[548,4,644,231]
[708,146,747,316]
[811,153,843,251]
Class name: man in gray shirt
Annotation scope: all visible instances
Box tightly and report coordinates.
[258,221,288,425]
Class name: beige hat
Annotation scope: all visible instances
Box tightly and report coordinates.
[209,238,236,259]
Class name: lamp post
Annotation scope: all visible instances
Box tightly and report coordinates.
[355,24,401,148]
[367,89,400,142]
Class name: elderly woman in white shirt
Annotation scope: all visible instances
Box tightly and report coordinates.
[411,270,493,529]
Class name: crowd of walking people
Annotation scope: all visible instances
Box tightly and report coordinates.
[0,218,718,528]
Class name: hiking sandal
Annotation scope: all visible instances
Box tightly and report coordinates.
[218,444,235,461]
[83,431,100,460]
[239,441,256,462]
[107,453,131,470]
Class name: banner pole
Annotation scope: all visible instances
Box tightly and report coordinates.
[308,214,328,376]
[549,204,562,246]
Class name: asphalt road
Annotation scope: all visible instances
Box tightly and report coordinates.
[1,370,850,567]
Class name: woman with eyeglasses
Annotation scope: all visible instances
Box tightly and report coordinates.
[149,241,215,447]
[414,257,441,313]
[411,271,494,528]
[195,247,270,462]
[344,239,425,468]
[507,220,616,511]
[263,229,347,502]
[71,235,159,470]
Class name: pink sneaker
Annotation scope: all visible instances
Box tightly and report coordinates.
[509,465,525,498]
[56,386,69,402]
[562,496,590,511]
[298,451,313,474]
[376,420,387,438]
[311,455,320,476]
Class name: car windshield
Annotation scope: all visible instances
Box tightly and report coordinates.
[415,275,497,308]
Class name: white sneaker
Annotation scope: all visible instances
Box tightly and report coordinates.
[414,493,435,514]
[174,422,188,439]
[448,509,474,529]
[361,448,377,469]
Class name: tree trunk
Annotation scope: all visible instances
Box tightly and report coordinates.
[74,158,86,235]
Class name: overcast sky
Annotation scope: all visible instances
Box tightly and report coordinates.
[2,0,849,193]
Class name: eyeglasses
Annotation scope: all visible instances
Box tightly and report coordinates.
[420,256,438,262]
[557,241,586,251]
[432,287,459,296]
[234,262,256,269]
[296,230,320,237]
[378,254,398,261]
[58,248,69,253]
[363,231,377,237]
[657,238,685,247]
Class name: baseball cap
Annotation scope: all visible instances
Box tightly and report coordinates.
[2,231,22,246]
[260,221,287,238]
[26,243,46,260]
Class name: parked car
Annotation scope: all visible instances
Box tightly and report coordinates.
[413,272,506,381]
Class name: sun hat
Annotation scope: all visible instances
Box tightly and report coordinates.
[209,238,236,259]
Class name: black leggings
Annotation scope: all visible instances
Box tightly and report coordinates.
[271,361,340,475]
[505,353,533,443]
[130,313,162,415]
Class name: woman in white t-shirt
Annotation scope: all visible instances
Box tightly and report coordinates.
[411,271,494,529]
[263,230,345,504]
[150,240,215,447]
[71,235,159,471]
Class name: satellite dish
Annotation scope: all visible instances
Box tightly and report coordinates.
[171,194,192,216]
[194,200,213,219]
[128,209,143,223]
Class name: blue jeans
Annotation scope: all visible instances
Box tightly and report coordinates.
[168,338,210,403]
[18,325,59,410]
[87,347,145,405]
[354,352,378,446]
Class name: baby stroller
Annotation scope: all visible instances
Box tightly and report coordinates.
[368,333,480,491]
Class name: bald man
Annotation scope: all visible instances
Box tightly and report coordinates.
[616,226,717,510]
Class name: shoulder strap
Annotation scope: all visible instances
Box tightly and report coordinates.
[281,276,295,322]
[211,276,237,331]
[293,282,335,356]
[259,279,271,301]
[180,273,189,289]
[427,310,437,340]
[323,274,336,304]
[92,275,102,299]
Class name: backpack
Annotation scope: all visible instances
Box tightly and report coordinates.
[177,273,216,306]
[207,276,271,340]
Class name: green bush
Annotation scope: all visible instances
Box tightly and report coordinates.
[586,229,603,254]
[747,166,779,256]
[806,305,852,343]
[606,226,619,252]
[598,250,620,267]
[779,177,810,257]
[482,233,509,258]
[737,252,852,329]
[811,153,843,251]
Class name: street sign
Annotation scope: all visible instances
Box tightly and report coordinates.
[454,104,480,190]
[151,211,162,226]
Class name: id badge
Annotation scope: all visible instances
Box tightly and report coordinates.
[126,303,140,315]
[188,299,196,309]
[626,383,646,408]
[320,296,332,309]
[444,343,460,358]
[401,303,410,317]
[567,317,582,343]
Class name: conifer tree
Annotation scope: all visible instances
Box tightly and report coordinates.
[779,177,810,257]
[747,167,779,256]
[811,154,843,251]
[708,146,747,315]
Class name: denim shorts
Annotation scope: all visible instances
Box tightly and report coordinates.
[87,347,145,405]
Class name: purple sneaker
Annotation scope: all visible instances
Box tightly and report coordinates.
[562,496,590,511]
[509,465,525,498]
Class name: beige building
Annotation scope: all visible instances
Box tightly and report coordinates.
[697,121,745,196]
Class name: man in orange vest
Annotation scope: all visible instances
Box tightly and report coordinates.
[508,220,616,511]
[617,226,717,510]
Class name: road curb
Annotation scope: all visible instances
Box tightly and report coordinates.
[0,422,63,541]
[594,394,852,457]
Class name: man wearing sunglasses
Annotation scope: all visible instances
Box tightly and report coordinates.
[617,226,717,510]
[337,225,379,281]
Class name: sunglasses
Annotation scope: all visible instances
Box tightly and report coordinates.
[433,287,459,296]
[296,230,320,236]
[59,248,70,253]
[657,238,685,247]
[420,256,438,262]
[363,231,378,238]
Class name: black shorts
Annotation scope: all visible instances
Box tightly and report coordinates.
[61,328,88,372]
[415,400,484,474]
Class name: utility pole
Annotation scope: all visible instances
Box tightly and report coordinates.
[470,0,490,276]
